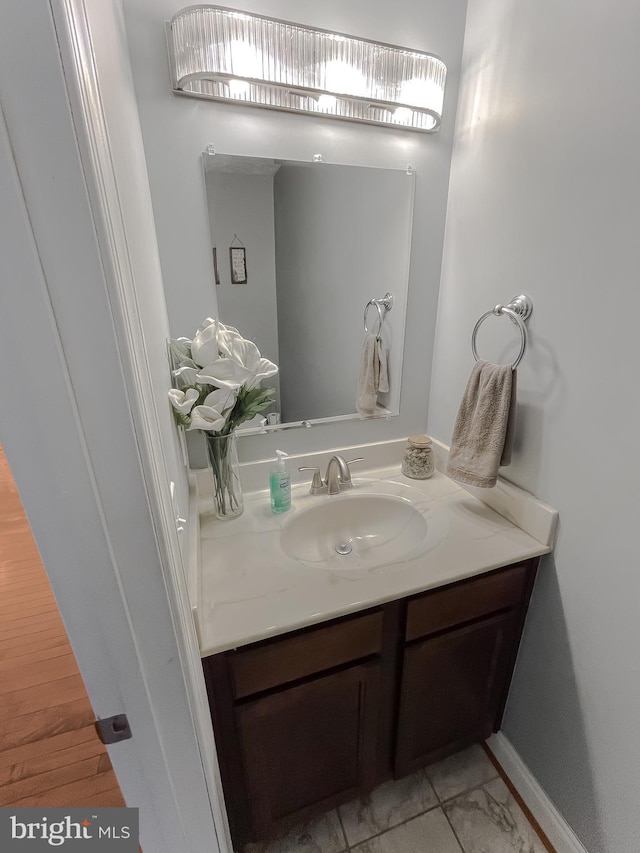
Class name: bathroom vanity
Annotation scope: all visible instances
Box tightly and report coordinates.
[203,558,537,847]
[192,440,557,849]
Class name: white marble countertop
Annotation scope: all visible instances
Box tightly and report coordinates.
[195,453,556,657]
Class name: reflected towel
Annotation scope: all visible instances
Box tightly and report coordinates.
[446,361,516,488]
[356,334,385,416]
[377,339,389,393]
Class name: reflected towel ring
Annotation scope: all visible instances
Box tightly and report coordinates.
[364,300,384,336]
[471,294,533,370]
[364,292,394,336]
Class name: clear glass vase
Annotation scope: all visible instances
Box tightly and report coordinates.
[204,431,244,520]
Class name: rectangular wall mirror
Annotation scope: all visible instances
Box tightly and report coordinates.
[202,152,415,431]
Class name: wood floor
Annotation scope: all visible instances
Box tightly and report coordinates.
[0,443,125,808]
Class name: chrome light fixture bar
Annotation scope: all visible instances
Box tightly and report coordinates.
[167,5,447,132]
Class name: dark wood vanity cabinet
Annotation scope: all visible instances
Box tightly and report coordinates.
[394,611,519,776]
[235,661,381,840]
[203,558,539,849]
[395,560,532,776]
[203,610,385,845]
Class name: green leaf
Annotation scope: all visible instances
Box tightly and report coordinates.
[174,411,191,428]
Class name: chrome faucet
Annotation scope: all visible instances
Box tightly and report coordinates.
[298,455,364,495]
[325,455,353,495]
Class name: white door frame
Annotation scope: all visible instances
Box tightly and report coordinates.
[0,1,230,850]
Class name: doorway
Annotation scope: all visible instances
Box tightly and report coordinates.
[0,443,124,807]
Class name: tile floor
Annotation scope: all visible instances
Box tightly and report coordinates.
[256,744,550,853]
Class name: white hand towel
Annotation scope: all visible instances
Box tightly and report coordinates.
[356,334,381,416]
[446,360,516,488]
[377,339,389,393]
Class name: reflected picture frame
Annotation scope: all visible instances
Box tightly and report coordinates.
[230,247,247,284]
[212,246,221,285]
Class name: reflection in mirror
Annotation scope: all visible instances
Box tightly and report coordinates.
[202,153,415,431]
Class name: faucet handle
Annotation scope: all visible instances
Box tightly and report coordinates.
[298,466,325,495]
[340,457,365,489]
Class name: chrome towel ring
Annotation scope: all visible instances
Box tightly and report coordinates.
[364,292,394,336]
[471,294,533,369]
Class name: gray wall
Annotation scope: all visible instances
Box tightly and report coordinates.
[430,0,640,850]
[205,170,281,408]
[274,164,411,422]
[122,0,469,460]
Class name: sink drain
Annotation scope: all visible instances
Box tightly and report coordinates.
[335,541,352,556]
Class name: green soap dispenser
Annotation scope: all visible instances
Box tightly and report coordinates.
[270,450,291,513]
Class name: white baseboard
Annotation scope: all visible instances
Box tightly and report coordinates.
[487,733,590,853]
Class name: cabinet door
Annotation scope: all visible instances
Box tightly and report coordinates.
[236,660,381,841]
[395,612,517,777]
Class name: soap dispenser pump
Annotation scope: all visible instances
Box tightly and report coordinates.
[270,450,291,514]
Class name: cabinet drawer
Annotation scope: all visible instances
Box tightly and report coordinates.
[405,563,530,642]
[229,611,384,699]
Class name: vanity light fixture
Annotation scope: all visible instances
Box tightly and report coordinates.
[167,5,447,132]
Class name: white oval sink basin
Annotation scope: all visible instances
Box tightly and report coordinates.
[280,493,428,572]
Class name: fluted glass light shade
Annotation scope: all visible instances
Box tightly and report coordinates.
[168,6,447,132]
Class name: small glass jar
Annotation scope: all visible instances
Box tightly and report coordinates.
[402,435,434,479]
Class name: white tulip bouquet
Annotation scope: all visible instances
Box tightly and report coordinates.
[168,318,278,517]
